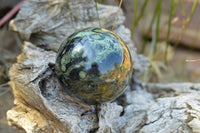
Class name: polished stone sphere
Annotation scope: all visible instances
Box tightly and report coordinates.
[55,28,132,105]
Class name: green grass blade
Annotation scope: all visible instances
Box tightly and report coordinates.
[142,0,162,82]
[141,1,159,53]
[66,0,71,10]
[164,0,175,64]
[150,0,162,59]
[181,0,186,19]
[137,0,149,23]
[95,0,102,28]
[112,0,123,31]
[151,61,162,81]
[185,0,198,25]
[131,0,138,38]
[100,0,104,4]
[174,0,198,48]
[173,0,180,15]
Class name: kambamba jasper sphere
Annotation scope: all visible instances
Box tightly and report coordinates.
[55,28,133,105]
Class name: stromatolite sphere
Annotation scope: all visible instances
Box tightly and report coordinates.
[55,28,132,105]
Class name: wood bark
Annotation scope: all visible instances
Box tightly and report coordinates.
[7,0,200,133]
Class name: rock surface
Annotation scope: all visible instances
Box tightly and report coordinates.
[7,0,200,133]
[9,0,125,51]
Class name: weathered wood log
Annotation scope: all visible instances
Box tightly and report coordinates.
[7,0,200,133]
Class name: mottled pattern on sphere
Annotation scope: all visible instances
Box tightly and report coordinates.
[55,28,132,105]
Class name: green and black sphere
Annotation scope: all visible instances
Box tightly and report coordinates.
[55,28,132,105]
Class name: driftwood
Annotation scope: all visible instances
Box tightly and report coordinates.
[7,0,200,133]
